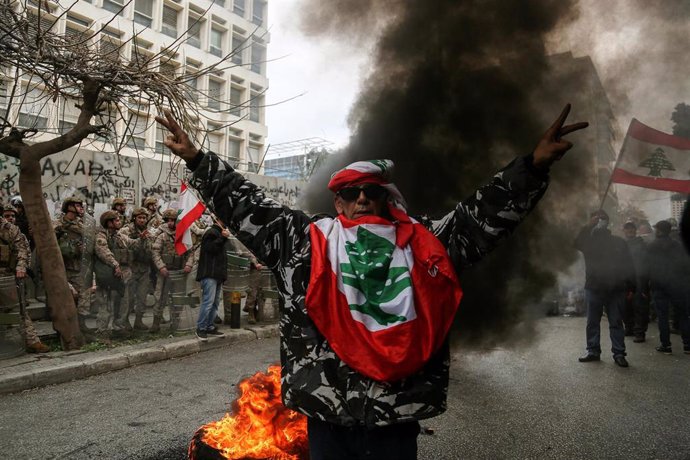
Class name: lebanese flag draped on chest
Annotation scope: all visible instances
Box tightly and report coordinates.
[174,182,206,255]
[611,119,690,193]
[306,208,463,382]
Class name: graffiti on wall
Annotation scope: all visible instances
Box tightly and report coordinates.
[0,150,304,212]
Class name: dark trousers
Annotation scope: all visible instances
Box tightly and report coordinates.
[585,289,626,357]
[651,289,690,349]
[624,292,649,337]
[307,418,420,460]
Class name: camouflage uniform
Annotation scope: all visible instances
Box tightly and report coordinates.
[150,223,196,331]
[119,219,152,328]
[54,215,90,317]
[0,219,42,347]
[93,226,139,332]
[190,151,548,428]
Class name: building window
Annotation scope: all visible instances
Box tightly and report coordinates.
[252,0,265,26]
[247,144,261,172]
[126,114,148,150]
[159,61,177,78]
[249,90,262,122]
[230,86,243,117]
[18,87,49,130]
[207,80,223,110]
[205,129,223,154]
[210,27,224,57]
[102,0,125,15]
[228,137,241,167]
[58,97,79,134]
[162,5,178,38]
[233,0,245,17]
[250,39,265,74]
[155,125,169,155]
[0,79,8,111]
[188,15,202,48]
[133,0,153,27]
[231,34,244,65]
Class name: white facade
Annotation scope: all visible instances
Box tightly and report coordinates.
[1,0,269,174]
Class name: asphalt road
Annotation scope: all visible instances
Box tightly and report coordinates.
[2,316,689,459]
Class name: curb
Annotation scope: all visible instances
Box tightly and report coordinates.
[0,324,278,395]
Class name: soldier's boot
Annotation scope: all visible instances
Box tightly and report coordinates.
[149,315,162,333]
[26,341,50,353]
[133,314,148,331]
[247,307,257,325]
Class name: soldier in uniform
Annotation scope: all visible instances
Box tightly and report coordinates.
[119,207,152,330]
[93,210,146,336]
[0,205,49,353]
[143,197,161,229]
[111,197,127,220]
[54,196,93,335]
[150,209,195,333]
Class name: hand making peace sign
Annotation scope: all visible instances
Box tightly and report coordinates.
[532,103,589,171]
[154,110,200,163]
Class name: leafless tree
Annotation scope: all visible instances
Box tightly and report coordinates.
[0,0,268,349]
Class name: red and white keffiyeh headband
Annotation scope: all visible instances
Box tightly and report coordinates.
[327,159,408,210]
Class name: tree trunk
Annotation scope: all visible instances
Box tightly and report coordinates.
[19,157,84,349]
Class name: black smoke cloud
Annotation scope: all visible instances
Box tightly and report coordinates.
[297,0,601,347]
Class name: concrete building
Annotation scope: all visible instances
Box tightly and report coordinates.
[1,0,269,178]
[671,193,687,221]
[263,138,333,180]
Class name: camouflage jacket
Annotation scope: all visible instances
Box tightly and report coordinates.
[0,219,29,273]
[119,223,151,268]
[151,224,196,271]
[189,151,548,428]
[94,229,139,269]
[146,210,162,229]
[54,215,84,272]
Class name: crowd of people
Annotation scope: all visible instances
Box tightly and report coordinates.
[0,192,269,350]
[576,209,690,367]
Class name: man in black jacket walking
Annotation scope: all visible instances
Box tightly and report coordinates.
[646,220,690,354]
[575,210,636,367]
[195,222,230,340]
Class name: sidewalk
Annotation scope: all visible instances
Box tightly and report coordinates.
[0,300,279,395]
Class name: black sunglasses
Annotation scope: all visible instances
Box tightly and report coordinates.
[337,184,388,202]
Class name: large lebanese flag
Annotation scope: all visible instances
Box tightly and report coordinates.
[611,119,690,193]
[305,210,463,382]
[174,182,206,255]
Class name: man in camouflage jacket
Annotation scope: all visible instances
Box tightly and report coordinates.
[157,106,588,458]
[93,211,141,335]
[150,209,196,333]
[54,196,92,334]
[119,207,153,330]
[0,209,49,353]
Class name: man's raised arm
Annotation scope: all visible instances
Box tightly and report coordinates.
[432,104,588,270]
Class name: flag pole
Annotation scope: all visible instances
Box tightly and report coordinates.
[599,118,635,210]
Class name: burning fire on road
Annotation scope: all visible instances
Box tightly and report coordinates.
[188,365,309,460]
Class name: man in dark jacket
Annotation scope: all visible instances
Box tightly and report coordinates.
[575,210,635,367]
[195,222,230,340]
[157,105,587,459]
[622,221,649,342]
[646,220,690,354]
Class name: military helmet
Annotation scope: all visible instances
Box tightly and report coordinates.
[2,204,17,214]
[10,196,22,207]
[100,210,120,228]
[61,196,83,213]
[111,197,127,208]
[143,197,158,207]
[162,209,178,221]
[131,207,148,218]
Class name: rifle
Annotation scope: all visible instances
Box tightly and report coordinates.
[16,278,26,318]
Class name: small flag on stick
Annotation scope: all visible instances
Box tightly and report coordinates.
[611,119,690,193]
[175,182,206,255]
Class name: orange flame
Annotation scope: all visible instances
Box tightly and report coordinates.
[189,365,308,460]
